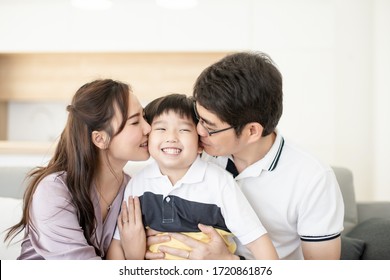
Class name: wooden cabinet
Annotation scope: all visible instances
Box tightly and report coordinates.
[0,52,227,143]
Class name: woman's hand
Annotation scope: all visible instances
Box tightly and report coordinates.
[118,196,146,259]
[158,224,238,260]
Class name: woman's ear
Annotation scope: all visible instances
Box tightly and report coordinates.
[92,130,110,149]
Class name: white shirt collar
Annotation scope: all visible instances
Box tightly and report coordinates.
[235,131,285,179]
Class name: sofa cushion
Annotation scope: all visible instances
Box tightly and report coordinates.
[340,236,365,260]
[346,218,390,260]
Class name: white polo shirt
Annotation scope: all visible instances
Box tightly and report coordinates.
[114,156,267,246]
[202,131,344,259]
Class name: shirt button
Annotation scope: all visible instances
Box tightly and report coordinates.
[165,196,171,203]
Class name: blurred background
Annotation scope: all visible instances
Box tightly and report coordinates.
[0,0,389,201]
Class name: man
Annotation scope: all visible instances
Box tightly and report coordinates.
[147,51,344,260]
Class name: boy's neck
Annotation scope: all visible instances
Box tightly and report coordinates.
[159,166,190,186]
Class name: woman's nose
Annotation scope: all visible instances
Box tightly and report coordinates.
[142,118,151,135]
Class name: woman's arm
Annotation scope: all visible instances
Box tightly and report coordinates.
[107,197,146,260]
[28,178,101,259]
[106,239,125,259]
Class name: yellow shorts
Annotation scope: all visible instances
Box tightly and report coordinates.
[148,228,236,260]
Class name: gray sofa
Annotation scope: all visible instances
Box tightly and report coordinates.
[333,166,390,260]
[1,165,390,259]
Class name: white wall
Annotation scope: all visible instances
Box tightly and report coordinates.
[372,0,390,200]
[1,0,389,201]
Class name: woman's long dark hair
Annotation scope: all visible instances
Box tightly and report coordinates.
[5,79,130,256]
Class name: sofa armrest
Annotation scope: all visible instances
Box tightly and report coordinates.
[357,202,390,223]
[0,166,32,199]
[0,196,23,260]
[332,166,358,234]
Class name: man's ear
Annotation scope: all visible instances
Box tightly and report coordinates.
[245,122,263,143]
[92,130,110,149]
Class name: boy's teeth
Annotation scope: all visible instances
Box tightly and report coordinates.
[162,148,181,154]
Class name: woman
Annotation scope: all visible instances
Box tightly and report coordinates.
[4,79,150,259]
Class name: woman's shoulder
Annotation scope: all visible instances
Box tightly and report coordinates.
[31,172,75,217]
[34,171,70,198]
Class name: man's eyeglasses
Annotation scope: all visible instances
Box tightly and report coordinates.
[193,102,235,136]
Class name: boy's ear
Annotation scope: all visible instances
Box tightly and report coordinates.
[92,130,110,149]
[245,122,263,143]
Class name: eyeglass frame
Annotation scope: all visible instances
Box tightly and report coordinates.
[193,101,235,136]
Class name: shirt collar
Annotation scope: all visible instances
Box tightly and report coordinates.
[267,132,285,171]
[233,131,285,179]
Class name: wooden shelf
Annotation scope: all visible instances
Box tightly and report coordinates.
[0,52,228,139]
[0,141,57,155]
[0,52,228,102]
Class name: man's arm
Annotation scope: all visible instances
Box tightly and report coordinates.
[301,237,341,260]
[145,228,168,260]
[245,233,278,260]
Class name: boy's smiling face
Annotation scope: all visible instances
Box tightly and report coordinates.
[148,110,201,179]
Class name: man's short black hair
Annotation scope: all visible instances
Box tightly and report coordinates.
[193,51,283,137]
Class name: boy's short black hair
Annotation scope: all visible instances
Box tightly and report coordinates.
[144,93,197,125]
